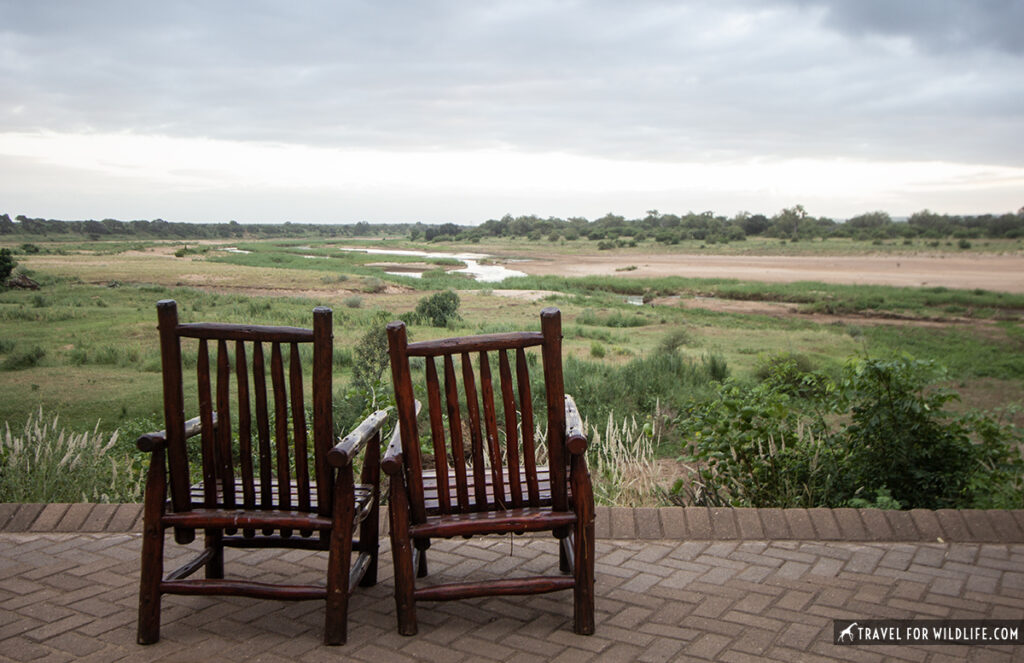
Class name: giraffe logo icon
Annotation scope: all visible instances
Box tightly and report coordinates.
[838,622,858,643]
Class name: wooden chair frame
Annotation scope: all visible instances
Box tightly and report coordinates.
[136,299,384,646]
[383,307,595,636]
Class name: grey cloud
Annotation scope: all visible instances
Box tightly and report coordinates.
[791,0,1024,55]
[1,0,1022,168]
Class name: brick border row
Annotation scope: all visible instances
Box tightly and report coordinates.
[3,503,1023,542]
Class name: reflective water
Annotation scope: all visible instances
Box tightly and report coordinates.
[340,247,527,283]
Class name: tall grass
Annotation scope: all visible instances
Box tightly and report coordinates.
[0,408,144,502]
[564,350,719,425]
[588,411,661,506]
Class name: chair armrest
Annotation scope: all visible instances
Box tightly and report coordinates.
[328,409,390,467]
[136,414,209,452]
[564,394,588,455]
[381,425,404,476]
[382,399,421,476]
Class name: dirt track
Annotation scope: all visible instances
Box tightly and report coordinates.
[513,252,1024,293]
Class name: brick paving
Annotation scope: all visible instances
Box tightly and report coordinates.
[1,505,1023,662]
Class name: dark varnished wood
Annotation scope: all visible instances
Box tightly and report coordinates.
[424,357,450,512]
[405,331,544,356]
[384,308,595,637]
[177,322,314,343]
[498,350,523,508]
[478,351,506,509]
[414,576,575,601]
[136,300,380,646]
[443,355,470,512]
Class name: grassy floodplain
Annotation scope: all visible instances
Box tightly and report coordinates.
[2,235,1023,504]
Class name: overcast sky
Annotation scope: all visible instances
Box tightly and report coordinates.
[2,0,1023,224]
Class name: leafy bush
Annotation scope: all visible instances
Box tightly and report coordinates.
[0,248,16,282]
[753,351,828,398]
[658,327,695,353]
[2,346,45,370]
[413,290,461,327]
[702,353,730,381]
[363,277,386,293]
[677,356,1023,509]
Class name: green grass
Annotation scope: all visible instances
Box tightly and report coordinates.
[3,237,1022,454]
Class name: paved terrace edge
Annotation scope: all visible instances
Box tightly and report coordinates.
[1,503,1020,542]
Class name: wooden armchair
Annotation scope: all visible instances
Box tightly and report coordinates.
[136,300,384,646]
[383,307,595,636]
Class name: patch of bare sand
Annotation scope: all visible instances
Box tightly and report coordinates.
[516,253,1024,293]
[654,294,1013,328]
[484,289,563,302]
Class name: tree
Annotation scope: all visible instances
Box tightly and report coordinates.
[846,211,891,229]
[352,310,392,394]
[0,248,16,283]
[414,290,461,327]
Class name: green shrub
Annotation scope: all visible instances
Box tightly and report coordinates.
[658,327,695,353]
[590,342,606,358]
[753,351,827,398]
[363,277,386,293]
[702,353,729,381]
[414,290,461,327]
[343,295,363,308]
[676,355,1023,509]
[2,346,45,370]
[0,248,15,282]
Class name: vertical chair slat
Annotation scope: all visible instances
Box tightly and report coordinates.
[290,343,311,515]
[196,339,218,506]
[216,340,236,511]
[443,354,470,513]
[498,350,523,507]
[541,309,568,512]
[235,341,256,537]
[312,308,333,517]
[478,352,506,508]
[386,321,426,525]
[424,357,451,513]
[461,352,488,510]
[252,342,273,516]
[516,347,540,507]
[270,343,292,538]
[235,341,255,508]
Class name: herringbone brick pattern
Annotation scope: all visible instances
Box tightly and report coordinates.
[1,533,1022,662]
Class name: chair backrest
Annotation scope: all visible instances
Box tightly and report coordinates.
[156,300,335,520]
[387,307,569,525]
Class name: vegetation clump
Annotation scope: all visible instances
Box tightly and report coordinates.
[0,248,16,283]
[0,408,142,502]
[413,290,461,327]
[675,356,1023,510]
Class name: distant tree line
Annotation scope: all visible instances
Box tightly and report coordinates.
[3,206,1023,244]
[0,214,411,240]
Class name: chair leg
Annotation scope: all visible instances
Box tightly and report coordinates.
[559,535,571,573]
[204,529,224,579]
[389,487,418,636]
[137,521,164,644]
[137,449,166,645]
[572,519,595,635]
[359,495,379,588]
[416,545,428,578]
[324,530,353,645]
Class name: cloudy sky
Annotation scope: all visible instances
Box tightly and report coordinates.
[2,0,1022,224]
